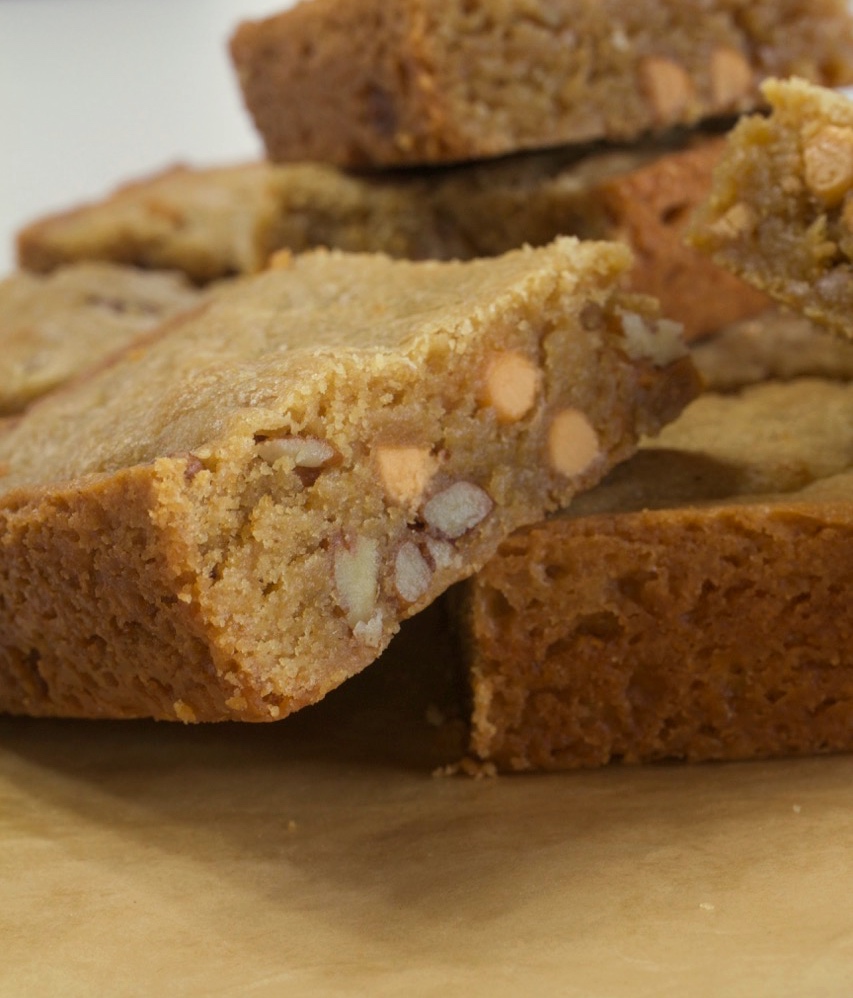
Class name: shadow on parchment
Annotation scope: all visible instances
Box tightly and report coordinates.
[3,591,853,974]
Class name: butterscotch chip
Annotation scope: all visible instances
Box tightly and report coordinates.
[0,239,698,723]
[0,263,203,415]
[462,378,853,771]
[709,47,754,108]
[547,409,600,477]
[690,78,853,338]
[16,135,767,341]
[375,445,439,508]
[481,352,540,423]
[229,0,853,168]
[639,57,695,123]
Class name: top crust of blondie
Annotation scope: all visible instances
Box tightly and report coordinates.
[0,263,203,415]
[230,0,853,167]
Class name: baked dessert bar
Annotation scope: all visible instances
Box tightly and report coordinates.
[691,78,853,338]
[692,309,853,392]
[463,377,853,771]
[16,136,765,339]
[17,163,288,285]
[0,239,698,723]
[230,0,853,168]
[0,263,203,415]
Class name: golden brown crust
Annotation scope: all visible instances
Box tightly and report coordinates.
[466,499,853,770]
[464,378,853,770]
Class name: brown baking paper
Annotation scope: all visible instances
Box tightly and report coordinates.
[2,605,853,997]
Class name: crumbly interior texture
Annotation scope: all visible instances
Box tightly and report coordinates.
[691,78,853,338]
[230,0,853,168]
[692,308,853,392]
[0,263,204,415]
[0,239,698,723]
[463,378,853,770]
[16,134,765,340]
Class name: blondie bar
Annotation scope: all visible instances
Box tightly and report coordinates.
[463,378,853,770]
[691,78,853,337]
[17,135,765,339]
[230,0,853,168]
[0,239,698,723]
[692,309,853,392]
[0,263,203,414]
[17,163,288,285]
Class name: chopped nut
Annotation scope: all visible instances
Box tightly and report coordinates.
[376,445,439,507]
[422,481,493,539]
[424,536,457,570]
[182,453,205,481]
[803,125,853,205]
[353,609,384,647]
[394,541,433,604]
[334,535,379,626]
[620,310,686,366]
[548,408,600,477]
[710,47,753,107]
[480,351,540,422]
[639,56,694,123]
[256,435,337,468]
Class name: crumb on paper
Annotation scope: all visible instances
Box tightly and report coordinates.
[792,804,802,814]
[699,902,716,912]
[432,756,498,780]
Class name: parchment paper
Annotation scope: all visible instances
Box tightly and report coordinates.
[2,606,852,997]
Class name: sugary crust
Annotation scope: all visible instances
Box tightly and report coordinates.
[463,378,853,770]
[0,239,699,723]
[0,263,203,415]
[17,135,765,340]
[230,0,853,167]
[690,78,853,338]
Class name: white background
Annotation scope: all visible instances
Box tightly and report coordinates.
[2,1,853,277]
[0,0,295,275]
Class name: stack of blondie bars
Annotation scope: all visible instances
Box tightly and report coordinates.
[3,0,853,773]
